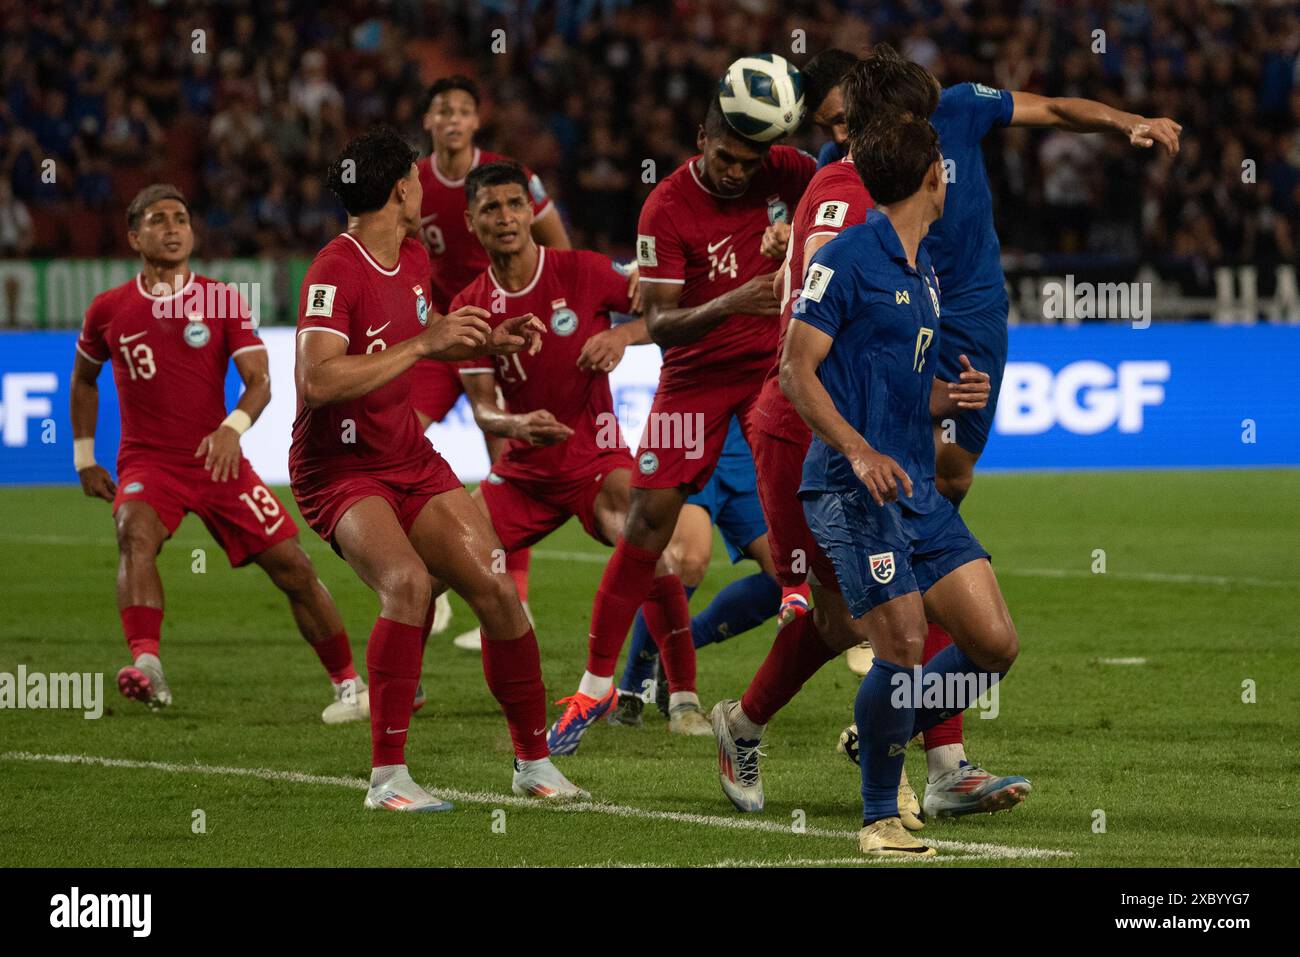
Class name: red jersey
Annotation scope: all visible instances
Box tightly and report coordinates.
[755,156,872,437]
[456,247,633,482]
[635,145,814,386]
[76,273,263,470]
[417,147,555,312]
[289,233,440,485]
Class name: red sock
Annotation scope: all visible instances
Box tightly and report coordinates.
[740,613,835,725]
[366,617,424,767]
[505,548,530,603]
[586,538,660,677]
[120,605,162,660]
[481,627,548,760]
[642,574,695,693]
[310,630,357,684]
[922,622,964,749]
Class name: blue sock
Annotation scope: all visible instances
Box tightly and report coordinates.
[855,658,915,824]
[618,586,697,692]
[691,573,781,648]
[908,644,1004,734]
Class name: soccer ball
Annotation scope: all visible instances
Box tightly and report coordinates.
[717,53,805,142]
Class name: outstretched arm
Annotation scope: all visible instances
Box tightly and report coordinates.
[1010,91,1181,154]
[642,272,779,347]
[460,368,573,446]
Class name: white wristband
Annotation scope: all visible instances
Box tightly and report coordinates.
[74,437,96,471]
[221,409,252,435]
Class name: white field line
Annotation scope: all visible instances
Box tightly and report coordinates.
[1,751,1070,862]
[1,533,1294,589]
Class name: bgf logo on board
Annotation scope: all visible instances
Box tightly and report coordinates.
[0,372,57,446]
[997,360,1170,435]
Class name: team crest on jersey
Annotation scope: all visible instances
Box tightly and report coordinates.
[549,299,578,336]
[413,284,429,326]
[766,194,789,224]
[123,482,144,494]
[183,320,210,348]
[869,552,896,584]
[637,451,659,475]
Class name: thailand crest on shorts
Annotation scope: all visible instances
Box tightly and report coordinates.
[413,284,429,326]
[549,298,578,336]
[766,193,789,224]
[869,551,895,584]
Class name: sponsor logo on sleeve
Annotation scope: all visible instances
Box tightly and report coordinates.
[973,83,1002,98]
[305,284,337,318]
[637,235,657,267]
[813,200,848,228]
[802,263,834,302]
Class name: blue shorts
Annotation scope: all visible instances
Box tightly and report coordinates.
[687,418,767,563]
[935,304,1009,456]
[801,481,989,618]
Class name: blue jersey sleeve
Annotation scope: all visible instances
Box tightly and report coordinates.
[941,83,1015,143]
[816,139,845,170]
[791,239,855,340]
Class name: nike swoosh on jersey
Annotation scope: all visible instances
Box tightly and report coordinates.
[119,330,148,344]
[706,235,733,254]
[365,322,392,336]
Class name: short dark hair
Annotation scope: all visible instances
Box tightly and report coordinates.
[801,49,859,117]
[325,126,418,216]
[465,160,530,208]
[425,74,480,112]
[127,184,189,230]
[842,44,940,138]
[850,112,941,205]
[703,95,768,150]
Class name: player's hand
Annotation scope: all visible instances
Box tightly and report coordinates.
[421,305,492,357]
[1127,116,1181,155]
[512,409,574,446]
[625,264,643,314]
[849,445,913,506]
[486,313,546,356]
[195,426,242,482]
[760,222,791,259]
[727,272,781,316]
[78,464,116,502]
[947,354,991,410]
[577,327,630,373]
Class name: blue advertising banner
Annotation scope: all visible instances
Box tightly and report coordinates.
[0,325,1295,486]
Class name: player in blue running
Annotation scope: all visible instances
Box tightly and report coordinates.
[821,46,1180,818]
[785,112,1023,857]
[609,415,789,726]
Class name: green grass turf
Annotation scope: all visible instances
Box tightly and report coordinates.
[1,469,1297,867]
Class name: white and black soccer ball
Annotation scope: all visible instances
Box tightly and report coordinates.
[717,53,805,142]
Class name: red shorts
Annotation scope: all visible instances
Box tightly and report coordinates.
[482,451,632,552]
[751,427,817,588]
[291,449,463,547]
[408,359,465,423]
[632,366,765,494]
[113,457,298,567]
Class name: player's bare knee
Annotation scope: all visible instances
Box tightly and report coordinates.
[674,550,710,588]
[116,517,162,560]
[268,549,318,600]
[380,563,432,620]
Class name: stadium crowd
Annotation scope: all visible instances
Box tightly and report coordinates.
[1,0,1297,295]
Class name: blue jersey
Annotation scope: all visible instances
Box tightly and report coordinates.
[814,83,1014,317]
[924,83,1014,316]
[795,210,943,496]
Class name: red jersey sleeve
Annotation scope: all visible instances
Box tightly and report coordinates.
[297,254,356,343]
[635,189,686,284]
[523,165,555,220]
[76,295,111,364]
[580,250,634,314]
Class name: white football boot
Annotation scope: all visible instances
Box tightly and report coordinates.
[858,817,935,858]
[116,654,172,711]
[363,766,454,812]
[429,593,452,635]
[711,700,766,812]
[321,677,369,725]
[922,763,1032,818]
[846,641,874,676]
[452,601,533,651]
[511,757,591,800]
[668,700,713,735]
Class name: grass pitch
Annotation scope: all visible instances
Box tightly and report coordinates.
[1,470,1297,867]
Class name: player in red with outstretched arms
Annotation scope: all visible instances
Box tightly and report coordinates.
[290,128,589,810]
[70,184,366,723]
[450,161,707,740]
[547,96,816,754]
[408,75,573,646]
